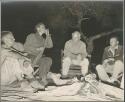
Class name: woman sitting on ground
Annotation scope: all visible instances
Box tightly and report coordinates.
[1,31,44,92]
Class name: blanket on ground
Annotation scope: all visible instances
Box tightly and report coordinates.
[1,74,124,101]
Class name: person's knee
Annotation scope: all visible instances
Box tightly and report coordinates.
[81,58,89,66]
[84,58,89,65]
[96,64,103,71]
[113,60,124,74]
[63,57,71,64]
[115,60,123,66]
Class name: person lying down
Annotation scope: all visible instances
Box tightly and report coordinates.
[35,74,124,100]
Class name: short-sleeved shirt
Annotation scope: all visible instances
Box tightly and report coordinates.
[64,40,87,59]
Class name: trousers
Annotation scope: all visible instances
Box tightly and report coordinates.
[96,60,124,81]
[62,57,89,76]
[28,54,52,81]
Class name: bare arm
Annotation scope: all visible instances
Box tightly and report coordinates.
[45,35,53,48]
[44,29,53,48]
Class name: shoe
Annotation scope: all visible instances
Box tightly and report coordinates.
[107,77,118,83]
[102,79,120,88]
[113,81,120,87]
[39,79,48,87]
[107,79,113,83]
[76,75,84,81]
[30,80,45,89]
[71,77,79,82]
[20,80,35,92]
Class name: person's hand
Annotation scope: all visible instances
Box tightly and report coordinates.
[107,58,115,61]
[87,54,91,58]
[45,29,50,37]
[36,47,44,51]
[24,57,31,62]
[77,54,82,61]
[103,58,114,64]
[103,58,114,67]
[103,59,109,65]
[22,52,28,56]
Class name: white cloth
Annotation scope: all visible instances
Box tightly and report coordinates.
[1,57,23,85]
[1,48,33,85]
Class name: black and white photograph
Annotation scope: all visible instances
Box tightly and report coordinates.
[1,0,124,101]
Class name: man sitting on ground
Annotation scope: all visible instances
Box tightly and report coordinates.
[96,36,124,84]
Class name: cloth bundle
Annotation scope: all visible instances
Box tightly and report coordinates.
[78,74,104,96]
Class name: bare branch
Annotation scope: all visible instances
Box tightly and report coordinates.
[89,28,123,40]
[80,28,123,55]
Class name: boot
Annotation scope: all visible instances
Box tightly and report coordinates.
[20,80,35,92]
[30,80,45,90]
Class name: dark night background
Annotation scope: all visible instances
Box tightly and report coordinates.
[1,1,123,73]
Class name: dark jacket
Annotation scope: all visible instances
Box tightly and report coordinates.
[102,45,123,62]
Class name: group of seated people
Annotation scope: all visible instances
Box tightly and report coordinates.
[1,22,124,93]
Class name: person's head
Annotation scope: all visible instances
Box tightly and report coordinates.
[35,22,46,36]
[72,31,81,42]
[1,31,15,47]
[109,36,119,48]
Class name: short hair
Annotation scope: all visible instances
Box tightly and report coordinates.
[1,31,13,44]
[110,36,119,41]
[72,31,81,37]
[35,22,45,30]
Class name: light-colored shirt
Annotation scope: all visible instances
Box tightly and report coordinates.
[13,42,25,52]
[64,40,87,59]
